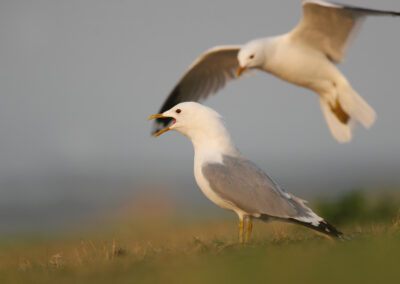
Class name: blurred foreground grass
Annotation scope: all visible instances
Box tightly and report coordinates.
[1,190,400,284]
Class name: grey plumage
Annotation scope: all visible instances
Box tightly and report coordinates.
[149,102,344,240]
[203,155,309,219]
[203,155,342,238]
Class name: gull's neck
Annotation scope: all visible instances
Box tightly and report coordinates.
[185,123,240,163]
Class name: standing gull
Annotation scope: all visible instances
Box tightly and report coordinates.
[148,102,343,243]
[153,1,400,143]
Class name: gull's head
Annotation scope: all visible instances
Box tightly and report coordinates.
[237,40,265,77]
[148,102,224,139]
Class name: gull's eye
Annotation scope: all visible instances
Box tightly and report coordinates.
[176,109,181,114]
[249,54,255,59]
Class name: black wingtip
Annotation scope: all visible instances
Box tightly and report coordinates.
[330,1,400,16]
[151,85,183,136]
[288,218,344,239]
[151,117,174,136]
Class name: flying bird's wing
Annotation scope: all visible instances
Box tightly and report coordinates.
[202,155,322,225]
[290,1,400,62]
[152,45,242,134]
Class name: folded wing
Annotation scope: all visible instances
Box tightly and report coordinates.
[202,155,322,224]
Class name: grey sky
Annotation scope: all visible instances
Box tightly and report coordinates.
[0,0,399,232]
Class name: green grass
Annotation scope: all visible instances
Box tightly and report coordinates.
[1,210,400,284]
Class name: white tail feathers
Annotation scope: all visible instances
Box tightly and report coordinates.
[319,83,376,143]
[320,97,353,143]
[338,85,376,129]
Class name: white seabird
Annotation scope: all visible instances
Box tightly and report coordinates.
[148,102,343,243]
[153,1,400,143]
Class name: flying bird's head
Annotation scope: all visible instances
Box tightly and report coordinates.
[237,40,266,77]
[148,102,224,139]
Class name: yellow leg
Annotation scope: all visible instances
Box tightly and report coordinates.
[245,216,253,244]
[238,218,244,244]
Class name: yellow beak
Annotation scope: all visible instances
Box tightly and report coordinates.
[147,114,172,137]
[236,66,247,77]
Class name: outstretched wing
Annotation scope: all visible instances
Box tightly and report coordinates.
[290,1,400,62]
[202,155,322,224]
[152,46,241,134]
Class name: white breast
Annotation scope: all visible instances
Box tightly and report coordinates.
[193,150,247,216]
[264,34,339,92]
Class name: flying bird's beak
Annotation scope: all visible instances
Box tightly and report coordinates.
[236,65,246,77]
[147,114,175,137]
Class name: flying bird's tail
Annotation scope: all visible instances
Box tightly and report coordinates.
[337,83,376,130]
[319,82,376,143]
[287,218,344,239]
[319,97,353,143]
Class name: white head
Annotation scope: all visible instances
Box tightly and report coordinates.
[148,102,237,153]
[236,39,266,76]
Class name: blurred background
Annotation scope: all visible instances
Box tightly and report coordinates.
[0,0,399,234]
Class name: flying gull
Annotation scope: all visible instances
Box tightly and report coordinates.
[148,102,343,243]
[153,1,400,143]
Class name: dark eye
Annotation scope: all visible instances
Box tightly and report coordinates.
[175,109,181,114]
[249,54,254,59]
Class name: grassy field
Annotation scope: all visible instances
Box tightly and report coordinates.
[1,205,400,284]
[1,191,399,284]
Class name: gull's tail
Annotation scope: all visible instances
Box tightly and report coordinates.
[287,218,344,239]
[319,82,376,143]
[260,194,344,239]
[319,97,353,143]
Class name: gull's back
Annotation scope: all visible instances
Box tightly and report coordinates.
[202,155,322,224]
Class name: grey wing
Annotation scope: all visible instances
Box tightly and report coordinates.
[202,155,317,220]
[152,45,241,134]
[290,1,400,62]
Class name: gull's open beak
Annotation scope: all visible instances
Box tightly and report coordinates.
[236,65,247,77]
[147,114,174,137]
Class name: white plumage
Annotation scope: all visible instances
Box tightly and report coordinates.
[148,102,343,242]
[153,1,400,143]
